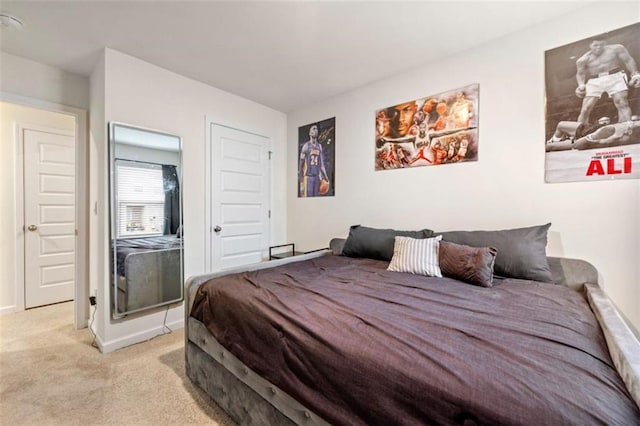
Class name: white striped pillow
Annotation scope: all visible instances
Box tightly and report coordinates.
[387,235,443,277]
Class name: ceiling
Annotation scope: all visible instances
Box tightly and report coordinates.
[0,1,596,112]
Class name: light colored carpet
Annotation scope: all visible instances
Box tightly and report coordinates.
[0,302,236,425]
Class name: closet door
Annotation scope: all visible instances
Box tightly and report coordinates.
[210,124,270,271]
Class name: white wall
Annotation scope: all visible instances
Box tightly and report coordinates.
[0,51,89,110]
[91,49,287,352]
[287,2,640,331]
[114,144,180,167]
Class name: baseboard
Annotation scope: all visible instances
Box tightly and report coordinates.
[98,318,184,353]
[0,305,17,315]
[92,332,106,353]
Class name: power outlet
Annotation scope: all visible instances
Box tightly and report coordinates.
[89,296,97,306]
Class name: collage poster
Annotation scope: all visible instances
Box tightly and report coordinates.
[298,117,335,198]
[375,83,479,171]
[545,23,640,183]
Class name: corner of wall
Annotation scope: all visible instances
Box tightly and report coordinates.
[89,50,107,342]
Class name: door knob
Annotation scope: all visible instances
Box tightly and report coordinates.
[214,225,222,233]
[27,224,38,231]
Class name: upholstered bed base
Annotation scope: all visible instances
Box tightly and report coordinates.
[586,284,640,407]
[187,319,328,426]
[185,250,332,426]
[185,241,640,425]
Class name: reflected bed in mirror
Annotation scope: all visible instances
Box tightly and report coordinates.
[109,122,183,319]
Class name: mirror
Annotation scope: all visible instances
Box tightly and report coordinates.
[109,122,183,319]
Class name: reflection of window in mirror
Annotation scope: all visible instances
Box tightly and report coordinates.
[115,160,165,238]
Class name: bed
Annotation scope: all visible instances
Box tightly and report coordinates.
[185,228,640,425]
[113,235,183,315]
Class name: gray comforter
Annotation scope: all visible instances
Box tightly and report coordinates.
[191,255,639,425]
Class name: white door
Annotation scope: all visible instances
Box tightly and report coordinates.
[24,129,76,308]
[210,124,270,271]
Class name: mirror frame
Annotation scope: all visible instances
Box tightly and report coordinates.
[108,122,184,319]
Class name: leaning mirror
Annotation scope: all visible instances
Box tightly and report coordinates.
[109,122,183,319]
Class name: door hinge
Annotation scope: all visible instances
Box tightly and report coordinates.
[268,151,273,160]
[268,210,271,218]
[75,229,78,236]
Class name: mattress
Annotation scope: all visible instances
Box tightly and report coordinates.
[190,255,640,425]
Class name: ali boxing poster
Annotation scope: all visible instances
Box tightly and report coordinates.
[545,22,640,183]
[298,117,335,197]
[375,83,479,171]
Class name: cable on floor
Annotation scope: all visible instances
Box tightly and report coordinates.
[88,304,98,348]
[162,304,173,334]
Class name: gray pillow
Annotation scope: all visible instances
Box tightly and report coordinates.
[342,225,435,261]
[438,223,553,283]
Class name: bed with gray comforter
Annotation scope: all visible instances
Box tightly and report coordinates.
[185,238,640,425]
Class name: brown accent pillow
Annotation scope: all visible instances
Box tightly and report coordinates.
[439,241,497,288]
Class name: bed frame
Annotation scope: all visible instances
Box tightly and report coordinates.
[117,247,182,314]
[185,239,640,425]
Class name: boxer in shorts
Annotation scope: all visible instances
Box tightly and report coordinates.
[575,39,640,125]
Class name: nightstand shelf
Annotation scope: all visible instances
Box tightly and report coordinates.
[269,244,303,260]
[269,244,329,260]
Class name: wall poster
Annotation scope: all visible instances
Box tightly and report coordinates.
[375,83,479,171]
[545,23,640,183]
[298,117,335,197]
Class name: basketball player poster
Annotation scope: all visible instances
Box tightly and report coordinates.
[298,117,335,198]
[545,23,640,183]
[375,83,479,171]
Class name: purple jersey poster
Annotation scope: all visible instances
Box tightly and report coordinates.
[298,117,335,197]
